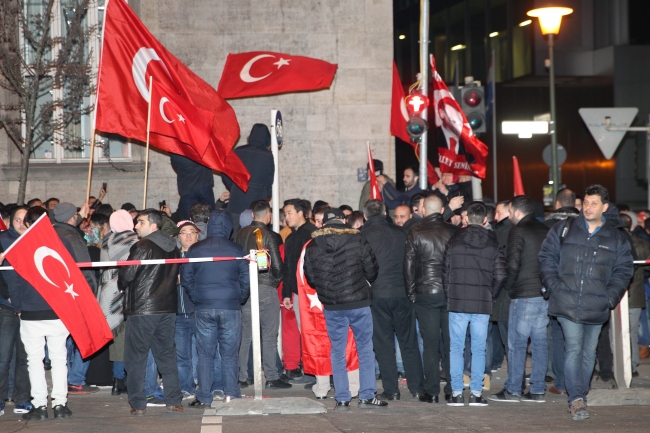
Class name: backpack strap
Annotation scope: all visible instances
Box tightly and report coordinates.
[559,216,575,245]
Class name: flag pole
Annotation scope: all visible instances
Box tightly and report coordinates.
[143,76,153,209]
[491,49,498,202]
[85,132,96,204]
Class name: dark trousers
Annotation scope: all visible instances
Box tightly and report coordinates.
[124,314,182,410]
[0,309,30,404]
[413,295,452,396]
[596,319,614,381]
[177,185,215,221]
[371,297,425,395]
[550,316,566,390]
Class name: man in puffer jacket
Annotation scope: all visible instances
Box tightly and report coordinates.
[303,208,383,411]
[181,210,249,405]
[538,185,633,421]
[443,202,506,407]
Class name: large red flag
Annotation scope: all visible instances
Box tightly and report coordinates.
[95,0,250,191]
[217,52,337,99]
[149,80,214,157]
[430,55,489,179]
[4,214,113,358]
[367,143,381,201]
[513,156,525,196]
[298,241,358,376]
[390,62,439,185]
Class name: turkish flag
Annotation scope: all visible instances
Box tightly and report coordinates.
[390,62,438,185]
[149,80,214,158]
[297,241,358,376]
[95,0,250,191]
[217,52,337,99]
[513,156,525,196]
[4,214,113,358]
[367,143,381,201]
[430,55,489,179]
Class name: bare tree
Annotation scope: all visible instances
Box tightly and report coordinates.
[0,0,95,204]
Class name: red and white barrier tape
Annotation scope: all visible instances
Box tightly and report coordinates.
[634,260,650,265]
[0,255,253,272]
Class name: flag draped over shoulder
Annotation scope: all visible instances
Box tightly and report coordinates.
[95,0,250,191]
[298,241,359,376]
[4,214,113,358]
[431,55,489,179]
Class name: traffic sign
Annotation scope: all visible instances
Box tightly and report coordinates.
[542,144,566,166]
[579,108,638,159]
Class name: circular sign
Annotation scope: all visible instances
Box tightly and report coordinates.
[275,111,283,147]
[542,144,567,166]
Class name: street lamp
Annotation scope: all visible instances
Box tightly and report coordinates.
[527,5,572,199]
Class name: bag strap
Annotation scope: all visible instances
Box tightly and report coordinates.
[559,216,574,245]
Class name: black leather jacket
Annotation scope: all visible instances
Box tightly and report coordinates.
[234,221,283,288]
[119,230,181,317]
[404,213,458,304]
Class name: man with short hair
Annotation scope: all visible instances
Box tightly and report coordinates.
[361,200,427,402]
[119,209,183,415]
[538,185,633,421]
[444,202,505,407]
[27,198,44,208]
[234,201,287,389]
[313,204,331,229]
[544,188,578,228]
[490,196,550,403]
[380,166,423,210]
[402,193,426,232]
[44,198,60,210]
[393,204,412,227]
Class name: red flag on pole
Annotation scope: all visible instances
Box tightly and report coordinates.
[367,143,382,201]
[3,214,113,358]
[431,55,489,179]
[95,0,250,191]
[390,62,439,185]
[217,52,337,99]
[297,241,358,376]
[513,156,525,196]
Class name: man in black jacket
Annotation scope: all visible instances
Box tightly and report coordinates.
[490,196,550,404]
[443,202,506,407]
[119,209,183,415]
[303,208,385,410]
[361,200,427,402]
[404,194,457,402]
[538,185,633,421]
[490,200,512,371]
[234,200,288,390]
[170,154,216,221]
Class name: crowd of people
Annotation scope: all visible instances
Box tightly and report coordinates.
[0,152,645,422]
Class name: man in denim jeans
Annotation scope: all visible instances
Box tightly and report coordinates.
[490,196,549,404]
[443,202,506,407]
[539,185,633,421]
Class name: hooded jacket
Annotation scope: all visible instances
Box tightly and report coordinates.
[234,220,283,288]
[538,204,634,325]
[54,221,97,295]
[360,216,407,298]
[221,124,274,214]
[303,223,378,311]
[118,229,181,317]
[443,225,506,315]
[181,210,250,310]
[544,206,579,229]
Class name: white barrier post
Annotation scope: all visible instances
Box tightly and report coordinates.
[249,250,263,400]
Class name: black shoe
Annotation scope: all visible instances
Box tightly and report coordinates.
[489,388,521,403]
[433,395,440,403]
[397,371,405,379]
[521,392,546,403]
[315,396,328,400]
[266,379,292,389]
[43,359,51,371]
[358,397,388,408]
[238,380,249,388]
[413,391,433,403]
[188,399,210,408]
[334,400,350,411]
[633,371,640,378]
[377,391,400,401]
[545,375,555,383]
[53,404,72,419]
[112,378,124,396]
[279,373,293,383]
[246,378,254,385]
[447,394,465,406]
[444,394,452,403]
[468,394,488,407]
[22,405,48,421]
[285,368,303,379]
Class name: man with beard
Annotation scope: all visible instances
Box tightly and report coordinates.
[380,166,423,211]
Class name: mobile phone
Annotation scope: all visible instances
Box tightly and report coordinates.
[102,182,108,192]
[159,200,166,208]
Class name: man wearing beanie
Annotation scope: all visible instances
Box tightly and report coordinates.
[303,208,386,410]
[52,202,98,395]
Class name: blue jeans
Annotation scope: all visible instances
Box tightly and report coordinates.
[145,350,163,396]
[557,317,602,404]
[394,334,404,372]
[113,361,125,380]
[463,322,493,376]
[175,314,222,395]
[177,185,215,221]
[323,307,376,401]
[448,312,489,394]
[504,298,548,395]
[66,337,90,386]
[195,309,241,403]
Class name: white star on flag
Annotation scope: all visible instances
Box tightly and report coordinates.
[306,292,323,311]
[65,282,79,299]
[273,57,290,69]
[177,114,185,123]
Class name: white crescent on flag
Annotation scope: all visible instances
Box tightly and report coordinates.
[131,47,173,102]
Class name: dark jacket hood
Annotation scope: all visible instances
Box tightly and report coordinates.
[312,225,359,254]
[207,210,233,240]
[459,224,492,248]
[603,203,623,228]
[545,206,579,221]
[146,229,177,252]
[248,123,271,148]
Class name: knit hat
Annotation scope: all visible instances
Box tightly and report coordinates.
[323,208,346,225]
[109,209,134,233]
[53,202,77,223]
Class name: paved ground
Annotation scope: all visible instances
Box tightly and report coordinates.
[4,359,650,432]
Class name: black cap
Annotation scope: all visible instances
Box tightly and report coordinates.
[323,208,346,225]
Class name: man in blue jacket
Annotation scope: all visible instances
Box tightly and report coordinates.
[181,210,250,406]
[539,184,633,421]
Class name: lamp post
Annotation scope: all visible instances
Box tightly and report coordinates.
[527,6,572,199]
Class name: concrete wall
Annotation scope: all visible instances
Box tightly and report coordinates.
[0,0,394,211]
